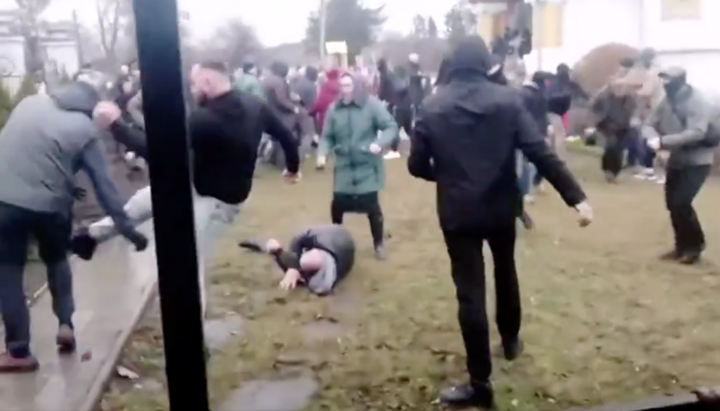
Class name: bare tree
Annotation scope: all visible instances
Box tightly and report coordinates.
[15,0,52,77]
[201,19,262,69]
[95,0,124,64]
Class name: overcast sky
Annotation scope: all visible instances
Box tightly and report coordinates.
[0,0,449,47]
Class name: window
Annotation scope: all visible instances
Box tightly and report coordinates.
[533,2,564,49]
[661,0,701,20]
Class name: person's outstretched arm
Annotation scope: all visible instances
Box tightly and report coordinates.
[79,139,148,250]
[110,121,148,159]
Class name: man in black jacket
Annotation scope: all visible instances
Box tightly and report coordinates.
[80,61,301,316]
[408,36,592,409]
[239,224,355,296]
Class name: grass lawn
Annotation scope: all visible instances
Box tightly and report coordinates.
[100,152,720,411]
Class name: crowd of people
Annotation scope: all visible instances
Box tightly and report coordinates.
[0,31,716,409]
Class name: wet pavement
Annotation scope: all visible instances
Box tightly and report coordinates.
[0,224,157,411]
[218,377,319,411]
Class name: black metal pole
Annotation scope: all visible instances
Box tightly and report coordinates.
[131,1,210,410]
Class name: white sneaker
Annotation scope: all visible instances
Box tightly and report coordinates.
[384,151,401,160]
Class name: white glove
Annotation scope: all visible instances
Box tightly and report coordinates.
[368,143,382,155]
[316,155,326,169]
[647,137,661,151]
[574,201,593,227]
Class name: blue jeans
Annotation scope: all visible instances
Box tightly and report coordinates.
[0,201,74,358]
[626,128,643,167]
[517,152,536,196]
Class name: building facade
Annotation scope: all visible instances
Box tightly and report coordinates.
[472,0,720,92]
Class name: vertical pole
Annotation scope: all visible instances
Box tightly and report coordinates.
[132,0,210,410]
[319,0,328,62]
[534,0,544,71]
[71,9,84,68]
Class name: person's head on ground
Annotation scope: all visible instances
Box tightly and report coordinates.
[447,36,493,82]
[299,248,327,272]
[190,61,232,105]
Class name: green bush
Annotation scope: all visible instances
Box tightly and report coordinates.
[12,75,38,108]
[0,81,12,130]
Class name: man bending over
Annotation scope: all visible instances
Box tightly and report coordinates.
[240,224,355,295]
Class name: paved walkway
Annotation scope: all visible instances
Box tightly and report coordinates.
[0,225,157,411]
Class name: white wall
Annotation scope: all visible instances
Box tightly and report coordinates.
[44,41,79,75]
[642,0,720,52]
[525,0,643,73]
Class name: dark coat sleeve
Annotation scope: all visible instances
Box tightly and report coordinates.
[407,108,436,181]
[513,100,587,207]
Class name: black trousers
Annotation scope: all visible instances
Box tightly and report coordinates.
[442,224,521,383]
[601,132,627,177]
[392,107,413,151]
[331,192,384,247]
[665,165,711,253]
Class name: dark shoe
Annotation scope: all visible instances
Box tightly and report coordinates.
[659,249,683,261]
[238,239,267,253]
[679,252,702,265]
[502,337,524,361]
[520,211,534,230]
[0,352,39,373]
[604,172,618,183]
[56,324,76,354]
[71,228,98,261]
[439,381,494,409]
[374,244,387,261]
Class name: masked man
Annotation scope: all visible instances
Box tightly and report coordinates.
[645,67,719,264]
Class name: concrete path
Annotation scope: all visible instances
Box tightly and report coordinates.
[0,225,157,411]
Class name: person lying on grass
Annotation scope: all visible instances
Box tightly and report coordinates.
[239,224,355,295]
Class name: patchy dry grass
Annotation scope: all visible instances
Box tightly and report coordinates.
[100,153,720,411]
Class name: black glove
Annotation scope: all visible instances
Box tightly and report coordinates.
[73,187,87,201]
[122,229,149,252]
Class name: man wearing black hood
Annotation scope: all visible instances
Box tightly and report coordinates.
[0,74,147,372]
[408,36,592,408]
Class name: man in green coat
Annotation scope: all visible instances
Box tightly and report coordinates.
[317,73,399,260]
[234,62,265,100]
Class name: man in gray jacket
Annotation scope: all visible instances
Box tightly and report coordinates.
[0,76,148,373]
[645,67,719,264]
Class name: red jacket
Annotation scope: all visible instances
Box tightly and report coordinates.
[309,69,341,132]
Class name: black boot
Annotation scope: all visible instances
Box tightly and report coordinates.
[439,381,494,409]
[70,228,98,261]
[502,336,524,361]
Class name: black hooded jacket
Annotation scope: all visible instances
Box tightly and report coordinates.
[408,36,586,231]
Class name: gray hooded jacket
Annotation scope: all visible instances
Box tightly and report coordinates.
[0,83,132,230]
[644,84,719,168]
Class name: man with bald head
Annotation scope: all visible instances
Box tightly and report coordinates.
[83,60,301,315]
[239,225,355,295]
